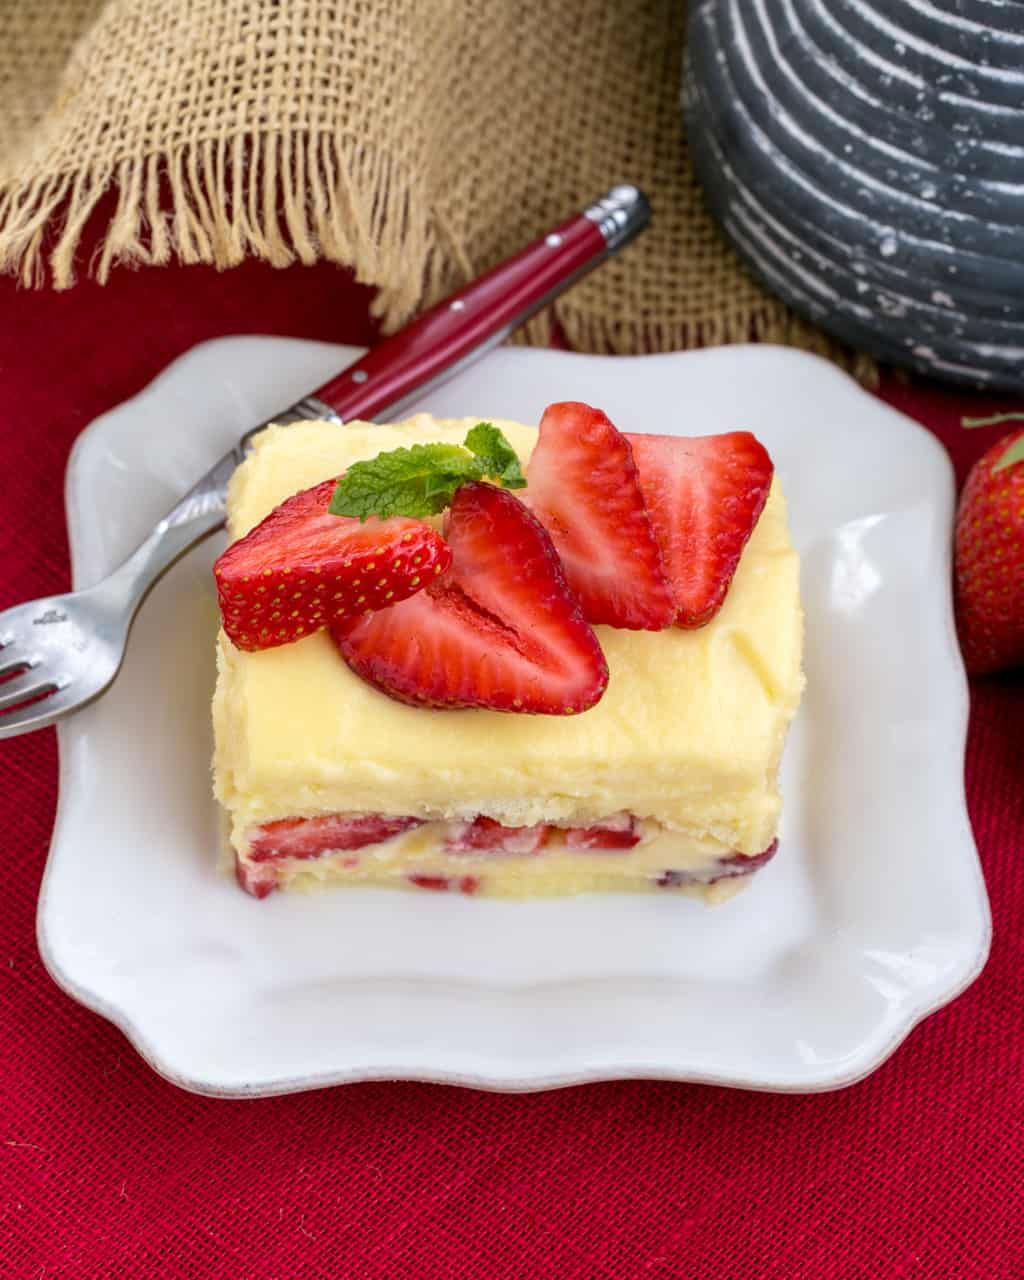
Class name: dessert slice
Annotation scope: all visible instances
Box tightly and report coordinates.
[213,414,804,900]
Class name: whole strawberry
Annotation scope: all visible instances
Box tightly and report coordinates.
[954,427,1024,676]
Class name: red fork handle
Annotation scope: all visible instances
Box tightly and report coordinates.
[310,185,650,424]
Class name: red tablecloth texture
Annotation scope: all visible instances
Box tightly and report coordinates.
[1,258,1022,1279]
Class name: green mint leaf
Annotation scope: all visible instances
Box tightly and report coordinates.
[464,422,527,489]
[328,426,527,520]
[330,443,484,519]
[993,435,1024,474]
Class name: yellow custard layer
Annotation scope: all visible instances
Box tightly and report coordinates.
[213,416,804,873]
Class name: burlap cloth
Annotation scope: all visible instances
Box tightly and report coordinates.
[0,0,869,373]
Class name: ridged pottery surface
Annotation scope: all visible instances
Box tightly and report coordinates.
[685,0,1024,390]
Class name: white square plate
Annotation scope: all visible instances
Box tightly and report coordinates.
[38,338,989,1095]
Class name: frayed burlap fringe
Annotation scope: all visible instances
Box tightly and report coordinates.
[0,0,875,382]
[0,134,433,325]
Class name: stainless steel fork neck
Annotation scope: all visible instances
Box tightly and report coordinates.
[239,395,342,453]
[162,394,343,538]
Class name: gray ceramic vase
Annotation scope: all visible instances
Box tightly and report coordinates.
[685,0,1024,390]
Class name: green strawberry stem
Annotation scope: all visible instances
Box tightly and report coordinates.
[993,437,1024,474]
[962,411,1024,429]
[960,414,1024,474]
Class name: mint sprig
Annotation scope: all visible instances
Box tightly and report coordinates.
[463,422,526,489]
[329,423,526,520]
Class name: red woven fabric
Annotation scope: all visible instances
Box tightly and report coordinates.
[1,260,1021,1279]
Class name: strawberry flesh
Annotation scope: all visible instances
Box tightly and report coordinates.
[248,813,423,863]
[408,874,480,895]
[407,874,450,891]
[331,481,609,714]
[564,815,641,850]
[215,478,451,651]
[626,431,774,628]
[235,856,279,899]
[525,402,675,630]
[445,817,550,854]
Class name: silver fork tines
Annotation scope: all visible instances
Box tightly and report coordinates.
[0,596,106,736]
[0,651,38,681]
[0,438,247,740]
[0,673,58,713]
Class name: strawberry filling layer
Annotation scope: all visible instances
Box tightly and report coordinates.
[248,814,424,863]
[237,813,778,897]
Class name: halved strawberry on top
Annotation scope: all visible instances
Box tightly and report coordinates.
[331,481,609,714]
[626,431,774,628]
[525,402,675,631]
[214,478,452,651]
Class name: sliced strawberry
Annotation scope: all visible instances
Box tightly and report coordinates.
[235,855,279,899]
[248,813,423,863]
[709,839,779,880]
[332,481,609,714]
[525,402,675,630]
[408,874,449,892]
[408,874,480,895]
[445,817,550,854]
[626,432,774,628]
[564,814,641,850]
[655,839,779,887]
[214,478,451,651]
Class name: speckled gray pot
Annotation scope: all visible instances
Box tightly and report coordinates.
[684,0,1024,390]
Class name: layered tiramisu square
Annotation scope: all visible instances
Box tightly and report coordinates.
[212,406,803,900]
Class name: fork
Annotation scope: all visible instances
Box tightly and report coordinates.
[0,186,649,738]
